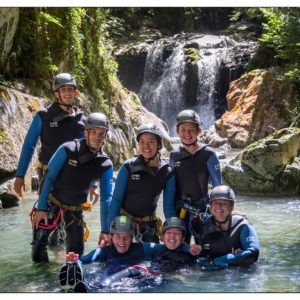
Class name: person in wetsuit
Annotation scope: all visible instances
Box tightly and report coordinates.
[14,73,86,196]
[31,113,113,262]
[196,185,260,270]
[107,123,173,244]
[153,217,200,272]
[163,109,222,244]
[59,216,200,292]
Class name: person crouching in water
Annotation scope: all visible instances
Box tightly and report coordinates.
[31,113,113,262]
[60,216,201,292]
[153,217,201,272]
[196,185,260,270]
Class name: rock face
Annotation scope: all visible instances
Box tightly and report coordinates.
[0,8,19,74]
[0,86,42,207]
[217,69,296,148]
[222,127,300,196]
[0,85,171,207]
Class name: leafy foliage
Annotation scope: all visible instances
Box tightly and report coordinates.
[10,8,119,115]
[260,8,300,83]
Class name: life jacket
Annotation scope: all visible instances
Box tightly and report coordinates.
[122,155,171,217]
[153,245,194,271]
[200,215,250,259]
[51,138,112,205]
[37,102,85,164]
[170,145,216,212]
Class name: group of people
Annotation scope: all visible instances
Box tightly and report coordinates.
[14,72,260,291]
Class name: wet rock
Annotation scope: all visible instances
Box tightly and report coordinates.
[218,69,297,148]
[222,127,300,196]
[0,179,19,208]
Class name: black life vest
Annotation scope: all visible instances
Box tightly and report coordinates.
[51,138,112,205]
[200,215,250,259]
[122,155,171,217]
[170,145,216,212]
[38,102,85,164]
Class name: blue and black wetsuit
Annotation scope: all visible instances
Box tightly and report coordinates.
[198,215,260,267]
[33,138,113,262]
[152,244,194,272]
[79,242,190,274]
[16,102,85,183]
[164,144,222,243]
[63,242,192,291]
[108,155,172,243]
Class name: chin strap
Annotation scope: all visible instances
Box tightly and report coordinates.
[57,92,75,110]
[144,150,160,164]
[214,215,230,226]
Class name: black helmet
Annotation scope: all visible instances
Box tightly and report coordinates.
[136,123,163,142]
[176,109,200,127]
[162,217,186,234]
[209,185,235,206]
[53,73,77,91]
[110,216,135,235]
[85,113,109,131]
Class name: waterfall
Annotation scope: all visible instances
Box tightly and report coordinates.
[138,33,251,136]
[139,39,186,130]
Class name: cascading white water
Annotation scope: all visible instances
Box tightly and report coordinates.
[194,35,237,131]
[138,34,240,135]
[139,39,186,125]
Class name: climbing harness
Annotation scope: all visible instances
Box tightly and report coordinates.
[30,194,92,242]
[48,194,91,242]
[179,198,211,240]
[120,209,162,242]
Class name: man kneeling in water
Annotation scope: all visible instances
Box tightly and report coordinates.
[59,216,200,292]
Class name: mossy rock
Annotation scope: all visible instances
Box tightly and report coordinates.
[183,47,202,65]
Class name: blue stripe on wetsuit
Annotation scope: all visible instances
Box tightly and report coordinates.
[213,224,260,267]
[16,114,42,177]
[37,145,68,210]
[78,242,190,265]
[207,154,222,187]
[107,164,128,229]
[163,174,177,218]
[100,166,113,232]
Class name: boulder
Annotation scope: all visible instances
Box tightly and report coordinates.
[222,127,300,196]
[217,69,297,148]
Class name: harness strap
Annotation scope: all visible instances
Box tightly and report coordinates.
[63,212,90,242]
[49,194,86,212]
[120,208,158,222]
[48,194,91,241]
[120,209,163,241]
[36,162,48,171]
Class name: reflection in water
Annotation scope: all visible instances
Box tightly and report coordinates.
[0,192,299,292]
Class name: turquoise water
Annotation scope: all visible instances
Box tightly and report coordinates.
[0,192,299,293]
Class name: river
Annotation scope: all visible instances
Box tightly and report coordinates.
[0,190,299,294]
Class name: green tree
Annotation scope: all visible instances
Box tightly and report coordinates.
[260,8,300,83]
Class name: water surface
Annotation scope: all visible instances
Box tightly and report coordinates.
[0,192,299,293]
